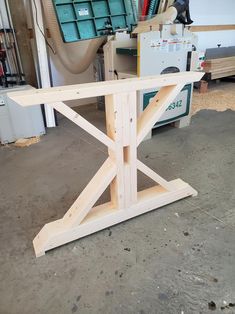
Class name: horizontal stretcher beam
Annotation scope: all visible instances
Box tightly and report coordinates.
[8,72,203,107]
[33,179,197,257]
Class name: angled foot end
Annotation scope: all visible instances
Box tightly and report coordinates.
[191,188,198,197]
[34,249,46,258]
[33,235,46,258]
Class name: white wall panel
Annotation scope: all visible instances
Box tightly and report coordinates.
[190,0,235,50]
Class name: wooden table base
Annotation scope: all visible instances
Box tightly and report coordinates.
[8,72,203,257]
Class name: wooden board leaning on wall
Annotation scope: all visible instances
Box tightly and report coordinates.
[187,25,235,32]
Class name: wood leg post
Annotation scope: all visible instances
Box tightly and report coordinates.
[8,72,203,257]
[105,91,138,210]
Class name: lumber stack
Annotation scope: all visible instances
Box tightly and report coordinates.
[203,56,235,79]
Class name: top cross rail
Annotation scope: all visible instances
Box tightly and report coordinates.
[8,72,202,107]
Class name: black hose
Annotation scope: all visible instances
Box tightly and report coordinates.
[172,0,193,25]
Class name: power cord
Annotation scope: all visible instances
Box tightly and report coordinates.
[32,0,56,54]
[114,69,119,79]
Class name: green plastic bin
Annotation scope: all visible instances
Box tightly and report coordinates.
[53,0,137,42]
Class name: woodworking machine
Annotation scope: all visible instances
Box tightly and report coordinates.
[52,0,199,135]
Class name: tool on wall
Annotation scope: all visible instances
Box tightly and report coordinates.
[135,0,193,30]
[142,0,150,16]
[0,48,7,86]
[0,1,45,145]
[0,0,25,87]
[147,0,161,18]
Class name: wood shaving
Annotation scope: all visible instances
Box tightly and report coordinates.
[14,136,41,148]
[192,82,235,115]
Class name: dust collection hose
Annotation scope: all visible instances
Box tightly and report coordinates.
[133,0,193,33]
[41,0,105,74]
[172,0,193,25]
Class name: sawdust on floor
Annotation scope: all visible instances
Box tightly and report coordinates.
[192,81,235,115]
[14,136,41,148]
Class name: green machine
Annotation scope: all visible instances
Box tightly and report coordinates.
[53,0,137,42]
[52,0,197,136]
[143,84,192,127]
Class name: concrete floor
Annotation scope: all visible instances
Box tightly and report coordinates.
[0,107,234,314]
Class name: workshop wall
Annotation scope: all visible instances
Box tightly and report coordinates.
[49,54,97,107]
[190,0,235,50]
[23,0,96,107]
[0,0,9,28]
[8,0,37,86]
[0,0,37,86]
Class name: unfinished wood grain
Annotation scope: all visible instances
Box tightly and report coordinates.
[122,92,138,207]
[63,158,116,227]
[53,102,115,150]
[211,70,235,80]
[187,24,235,32]
[8,72,202,107]
[137,160,173,191]
[203,56,235,79]
[137,84,184,145]
[203,56,235,72]
[105,94,125,209]
[33,179,197,257]
[8,72,203,257]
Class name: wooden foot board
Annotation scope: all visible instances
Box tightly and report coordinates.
[8,72,203,257]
